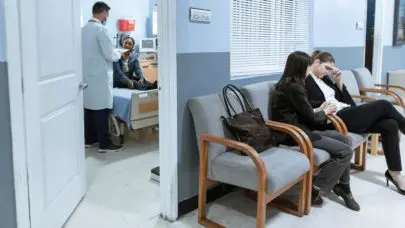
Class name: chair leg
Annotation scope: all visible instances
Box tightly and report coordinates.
[304,169,312,215]
[256,190,266,228]
[198,141,225,228]
[360,141,367,171]
[297,174,307,216]
[351,145,365,171]
[369,134,380,155]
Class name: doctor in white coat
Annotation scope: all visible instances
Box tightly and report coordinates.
[82,2,125,152]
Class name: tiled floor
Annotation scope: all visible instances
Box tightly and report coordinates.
[64,134,160,228]
[65,136,405,228]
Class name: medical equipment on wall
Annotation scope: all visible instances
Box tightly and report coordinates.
[139,38,158,53]
[115,17,136,48]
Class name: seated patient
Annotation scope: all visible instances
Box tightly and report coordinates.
[271,51,360,211]
[306,51,405,195]
[113,36,157,90]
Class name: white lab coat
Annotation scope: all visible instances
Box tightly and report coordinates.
[82,18,121,110]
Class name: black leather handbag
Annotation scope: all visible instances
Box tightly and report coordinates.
[221,84,274,153]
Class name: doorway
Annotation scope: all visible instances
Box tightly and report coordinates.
[365,0,376,72]
[4,0,178,227]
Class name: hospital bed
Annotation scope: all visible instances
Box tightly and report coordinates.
[111,88,159,144]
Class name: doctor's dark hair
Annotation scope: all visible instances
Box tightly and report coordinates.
[92,1,110,15]
[275,51,311,89]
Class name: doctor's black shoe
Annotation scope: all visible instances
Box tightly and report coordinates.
[98,144,124,153]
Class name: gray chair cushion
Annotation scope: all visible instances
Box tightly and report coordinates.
[188,93,230,175]
[210,147,310,194]
[282,146,330,166]
[374,94,398,104]
[241,81,278,119]
[348,132,368,149]
[341,70,361,96]
[351,68,375,89]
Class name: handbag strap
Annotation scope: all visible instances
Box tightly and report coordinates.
[223,85,244,117]
[222,84,253,117]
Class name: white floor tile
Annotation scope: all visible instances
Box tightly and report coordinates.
[66,136,405,228]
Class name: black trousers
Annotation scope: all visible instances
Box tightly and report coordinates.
[336,100,405,171]
[84,108,111,148]
[312,130,353,193]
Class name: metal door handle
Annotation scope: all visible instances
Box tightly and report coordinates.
[79,82,88,90]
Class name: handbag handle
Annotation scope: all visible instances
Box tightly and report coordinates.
[226,84,253,110]
[222,84,253,117]
[223,85,244,117]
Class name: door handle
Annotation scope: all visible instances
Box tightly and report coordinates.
[79,82,88,90]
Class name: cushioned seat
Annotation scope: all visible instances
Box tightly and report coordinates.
[210,147,310,194]
[348,133,368,149]
[281,146,330,166]
[188,87,312,226]
[374,94,398,104]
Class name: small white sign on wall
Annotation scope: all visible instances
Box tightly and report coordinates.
[189,7,211,24]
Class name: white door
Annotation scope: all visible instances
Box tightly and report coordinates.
[18,0,85,227]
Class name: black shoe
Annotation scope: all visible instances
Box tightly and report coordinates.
[333,184,360,211]
[311,188,323,206]
[385,170,405,195]
[98,144,124,153]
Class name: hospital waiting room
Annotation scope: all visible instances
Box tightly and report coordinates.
[2,0,405,228]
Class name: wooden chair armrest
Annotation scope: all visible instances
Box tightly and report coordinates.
[359,88,404,106]
[375,84,405,91]
[200,133,267,181]
[351,95,376,102]
[265,120,314,166]
[326,114,349,135]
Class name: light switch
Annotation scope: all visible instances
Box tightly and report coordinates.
[356,21,365,30]
[189,8,211,24]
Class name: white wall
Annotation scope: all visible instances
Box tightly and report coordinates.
[313,0,367,47]
[0,0,6,61]
[80,0,154,44]
[383,0,395,46]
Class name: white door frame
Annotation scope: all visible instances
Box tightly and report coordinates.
[3,0,31,227]
[371,0,386,84]
[157,0,179,221]
[5,0,178,226]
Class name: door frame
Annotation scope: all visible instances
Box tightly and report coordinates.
[157,0,179,221]
[371,0,386,84]
[4,0,178,227]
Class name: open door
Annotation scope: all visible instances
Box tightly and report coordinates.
[18,0,85,227]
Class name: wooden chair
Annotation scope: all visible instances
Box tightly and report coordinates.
[188,92,313,228]
[241,81,369,172]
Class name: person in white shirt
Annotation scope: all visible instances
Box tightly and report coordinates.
[82,2,128,153]
[306,51,405,195]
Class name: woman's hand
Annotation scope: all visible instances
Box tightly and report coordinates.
[127,80,134,89]
[319,101,329,110]
[323,103,337,115]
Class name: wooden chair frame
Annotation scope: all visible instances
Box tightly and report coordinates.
[326,114,368,171]
[198,120,314,228]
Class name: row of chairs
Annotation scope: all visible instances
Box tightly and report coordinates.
[187,67,405,228]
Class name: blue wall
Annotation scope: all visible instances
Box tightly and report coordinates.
[313,0,367,70]
[0,0,5,61]
[176,0,289,202]
[175,0,370,203]
[0,1,17,227]
[81,0,155,42]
